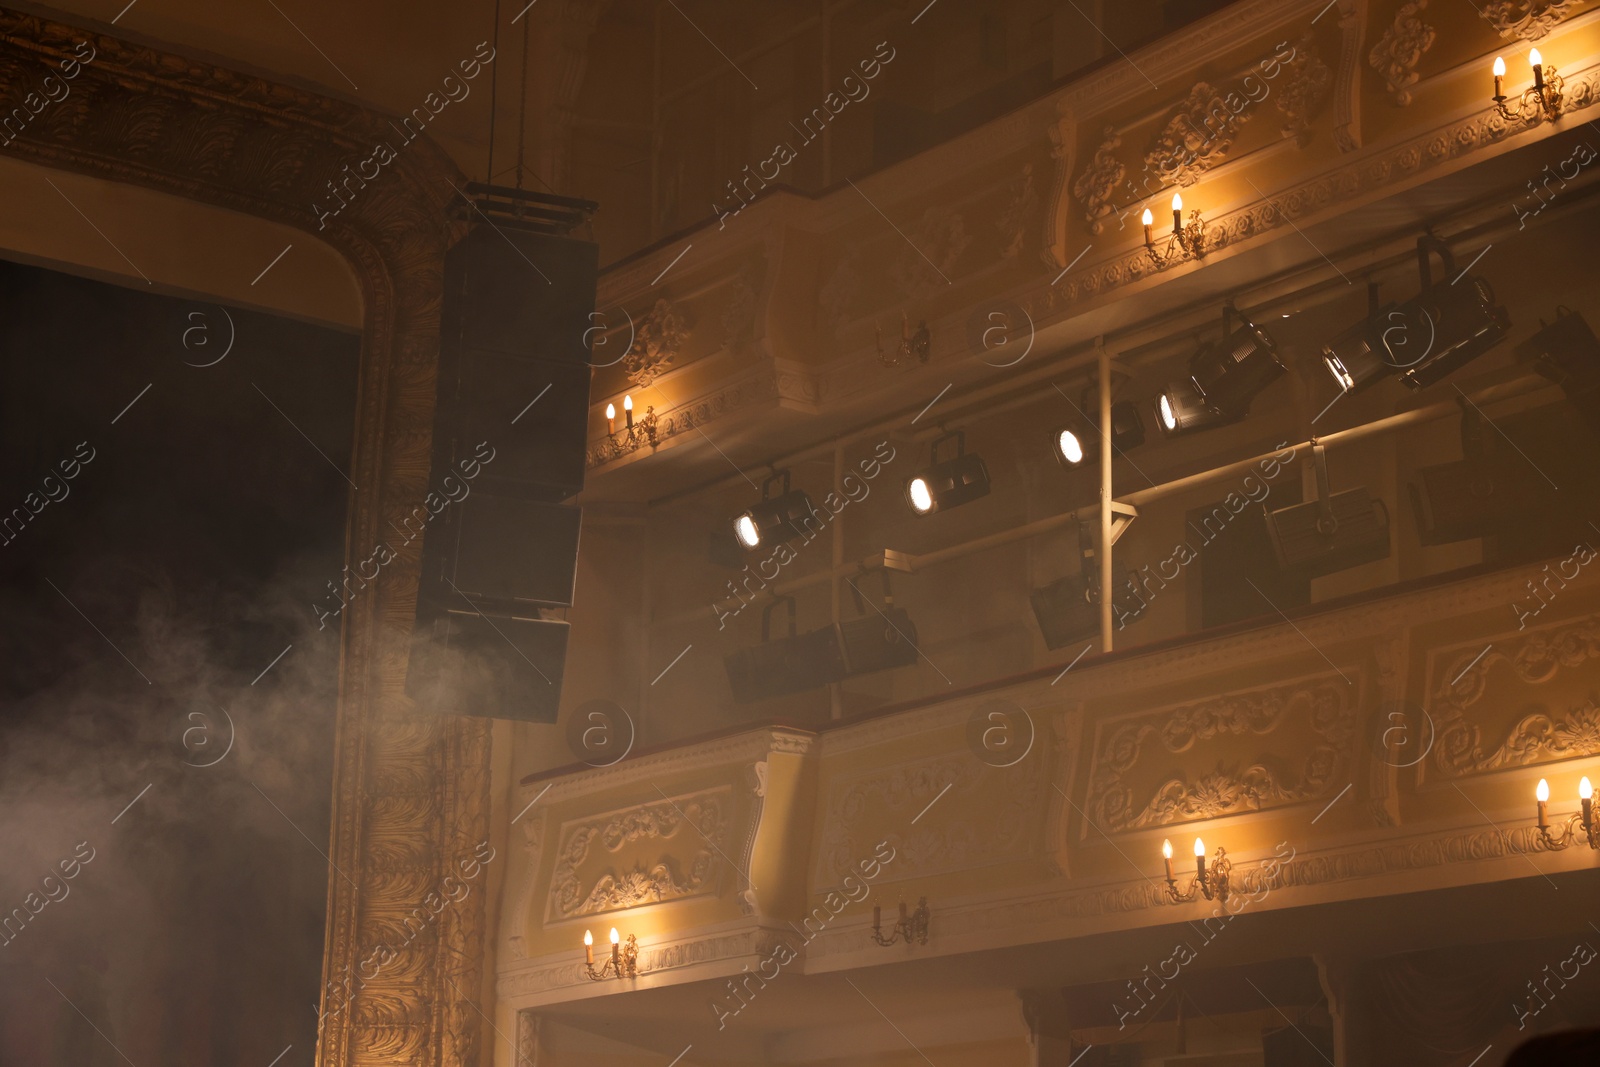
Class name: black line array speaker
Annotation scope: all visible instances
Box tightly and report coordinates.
[406,216,598,724]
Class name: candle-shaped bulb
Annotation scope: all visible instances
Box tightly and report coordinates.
[623,394,634,429]
[1193,837,1206,856]
[1142,208,1154,226]
[1141,207,1155,247]
[1529,48,1542,69]
[1493,56,1506,77]
[1582,777,1594,800]
[584,930,594,946]
[610,927,620,945]
[1162,839,1173,859]
[584,929,594,964]
[605,403,615,420]
[1537,778,1550,802]
[1171,192,1184,234]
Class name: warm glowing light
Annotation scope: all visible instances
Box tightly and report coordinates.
[605,403,615,420]
[1537,778,1550,802]
[623,394,633,412]
[1141,207,1154,226]
[1057,429,1085,465]
[1162,839,1173,859]
[734,513,760,549]
[1530,48,1543,69]
[1172,193,1183,212]
[907,477,934,514]
[609,927,621,945]
[1582,777,1594,800]
[1193,837,1206,857]
[1493,56,1506,77]
[584,930,593,946]
[1158,393,1177,431]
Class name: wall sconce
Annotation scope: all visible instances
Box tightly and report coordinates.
[1143,193,1207,268]
[602,394,659,453]
[1534,777,1600,851]
[582,927,639,980]
[878,312,931,369]
[871,898,930,946]
[1493,50,1564,124]
[1161,838,1233,904]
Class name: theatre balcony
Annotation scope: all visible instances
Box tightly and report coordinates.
[483,2,1600,1063]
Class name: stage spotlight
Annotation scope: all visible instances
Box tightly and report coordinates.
[1154,377,1239,438]
[732,470,818,550]
[723,598,844,703]
[1321,237,1510,395]
[723,591,920,704]
[1516,307,1600,398]
[1030,571,1146,649]
[1053,401,1146,467]
[906,430,990,516]
[1409,400,1502,546]
[838,574,919,676]
[1265,443,1390,577]
[1187,303,1284,417]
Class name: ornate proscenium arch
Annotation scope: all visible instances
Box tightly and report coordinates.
[0,8,492,1066]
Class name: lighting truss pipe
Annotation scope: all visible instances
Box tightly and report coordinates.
[690,375,1556,622]
[1098,337,1114,654]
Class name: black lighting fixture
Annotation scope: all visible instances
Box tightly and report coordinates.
[906,430,991,516]
[1516,307,1600,399]
[1264,441,1390,578]
[1030,570,1146,649]
[1409,398,1502,546]
[1187,303,1284,417]
[1053,398,1146,468]
[1153,303,1282,438]
[723,583,919,705]
[1030,526,1146,648]
[733,470,817,551]
[1321,237,1510,396]
[1153,376,1236,438]
[723,597,844,704]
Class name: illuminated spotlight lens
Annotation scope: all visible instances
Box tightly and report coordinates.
[733,513,760,549]
[1158,394,1177,431]
[1057,429,1085,466]
[907,477,934,514]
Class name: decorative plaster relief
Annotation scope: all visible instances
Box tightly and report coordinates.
[624,297,691,388]
[1428,614,1600,778]
[545,787,732,921]
[1369,0,1436,107]
[1145,80,1253,187]
[891,205,970,300]
[1088,675,1354,833]
[1277,33,1334,145]
[816,749,1045,886]
[1480,1,1581,41]
[1073,125,1125,234]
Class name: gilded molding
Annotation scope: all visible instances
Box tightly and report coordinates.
[1369,0,1437,107]
[0,10,494,1067]
[1480,0,1582,41]
[1428,614,1600,778]
[1087,675,1354,833]
[545,788,731,920]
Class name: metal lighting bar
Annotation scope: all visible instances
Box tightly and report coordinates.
[1098,336,1114,654]
[690,375,1558,623]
